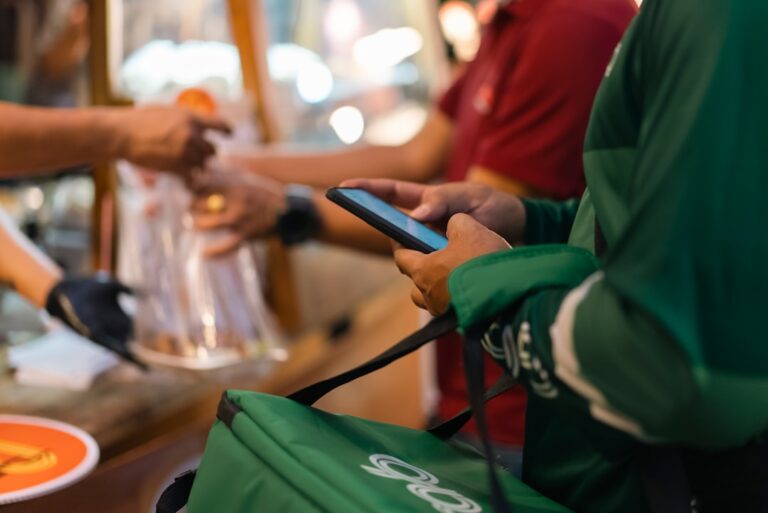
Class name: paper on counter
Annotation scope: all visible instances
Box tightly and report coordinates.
[9,329,118,391]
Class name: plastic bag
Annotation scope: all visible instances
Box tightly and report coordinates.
[117,163,284,369]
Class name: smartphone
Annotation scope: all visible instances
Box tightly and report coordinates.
[326,187,448,253]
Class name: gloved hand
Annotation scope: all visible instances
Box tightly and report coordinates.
[45,276,147,370]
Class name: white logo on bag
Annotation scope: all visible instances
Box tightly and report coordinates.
[361,454,482,513]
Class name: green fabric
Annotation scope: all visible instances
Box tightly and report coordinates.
[574,0,768,447]
[448,246,599,333]
[566,189,595,252]
[187,391,571,513]
[523,398,650,513]
[521,198,580,246]
[446,0,768,511]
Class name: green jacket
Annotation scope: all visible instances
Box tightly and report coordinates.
[448,0,768,511]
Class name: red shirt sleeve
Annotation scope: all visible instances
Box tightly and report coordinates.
[474,11,628,199]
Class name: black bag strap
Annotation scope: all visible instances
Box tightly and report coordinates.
[428,373,518,440]
[154,313,457,513]
[155,312,522,513]
[639,447,692,513]
[290,312,514,513]
[463,326,513,513]
[155,470,196,513]
[289,312,457,406]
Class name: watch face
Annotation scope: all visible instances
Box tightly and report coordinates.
[278,193,320,245]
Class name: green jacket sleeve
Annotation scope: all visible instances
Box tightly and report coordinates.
[521,198,580,245]
[451,0,768,450]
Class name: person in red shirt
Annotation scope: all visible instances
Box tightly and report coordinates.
[190,0,637,475]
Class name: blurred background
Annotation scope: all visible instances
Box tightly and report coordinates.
[0,1,493,511]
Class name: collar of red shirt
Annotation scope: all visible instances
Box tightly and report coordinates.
[498,0,549,19]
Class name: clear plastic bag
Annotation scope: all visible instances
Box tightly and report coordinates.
[117,163,284,369]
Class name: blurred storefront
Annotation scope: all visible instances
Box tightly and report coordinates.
[1,1,449,511]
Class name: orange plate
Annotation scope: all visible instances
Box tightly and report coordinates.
[0,415,99,505]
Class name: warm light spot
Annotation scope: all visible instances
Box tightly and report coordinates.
[439,1,480,61]
[330,106,365,145]
[353,27,424,71]
[23,187,45,211]
[296,61,335,104]
[324,0,363,45]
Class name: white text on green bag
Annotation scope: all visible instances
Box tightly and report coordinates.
[361,454,482,513]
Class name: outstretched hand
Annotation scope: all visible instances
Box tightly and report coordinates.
[45,276,146,370]
[115,106,231,175]
[189,171,287,257]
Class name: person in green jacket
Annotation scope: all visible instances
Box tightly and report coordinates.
[345,0,768,511]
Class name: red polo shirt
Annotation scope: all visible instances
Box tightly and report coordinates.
[436,0,637,446]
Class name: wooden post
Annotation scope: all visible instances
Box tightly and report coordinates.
[227,0,302,332]
[86,0,128,273]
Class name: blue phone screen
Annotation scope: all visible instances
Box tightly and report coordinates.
[338,189,448,251]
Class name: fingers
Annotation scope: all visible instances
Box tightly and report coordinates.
[189,183,232,212]
[93,332,148,371]
[410,286,427,310]
[411,185,478,224]
[182,143,208,170]
[410,191,451,223]
[177,114,231,170]
[339,179,463,226]
[393,247,426,278]
[110,281,134,296]
[446,213,480,239]
[188,173,227,203]
[192,137,217,161]
[398,251,445,314]
[180,134,217,170]
[390,243,429,311]
[193,210,239,230]
[203,232,244,258]
[339,179,428,209]
[193,114,232,135]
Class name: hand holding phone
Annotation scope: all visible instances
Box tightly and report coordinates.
[326,187,448,253]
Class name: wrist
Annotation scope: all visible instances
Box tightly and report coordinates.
[276,185,321,245]
[36,268,63,310]
[97,107,131,161]
[502,196,527,244]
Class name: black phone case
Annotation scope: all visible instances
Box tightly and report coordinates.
[326,187,441,253]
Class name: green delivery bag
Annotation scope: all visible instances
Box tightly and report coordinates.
[156,315,571,513]
[182,391,567,513]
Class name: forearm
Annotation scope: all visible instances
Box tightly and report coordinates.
[486,278,683,427]
[484,272,758,450]
[225,146,418,188]
[0,210,61,308]
[225,111,452,187]
[0,103,125,175]
[449,245,721,447]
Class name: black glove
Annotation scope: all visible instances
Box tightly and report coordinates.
[45,275,147,370]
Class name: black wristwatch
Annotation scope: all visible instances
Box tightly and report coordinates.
[276,184,322,245]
